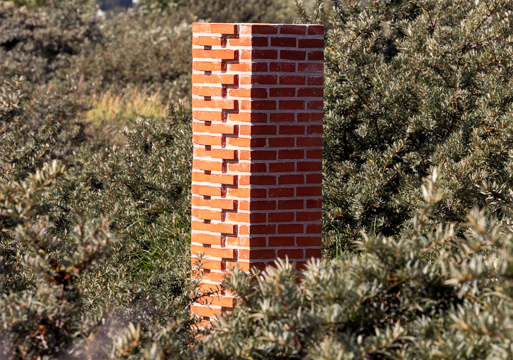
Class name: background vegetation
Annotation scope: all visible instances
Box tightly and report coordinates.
[1,0,513,358]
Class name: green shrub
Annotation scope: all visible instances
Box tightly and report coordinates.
[194,170,513,359]
[320,0,513,256]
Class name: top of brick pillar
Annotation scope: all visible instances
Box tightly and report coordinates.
[192,23,324,36]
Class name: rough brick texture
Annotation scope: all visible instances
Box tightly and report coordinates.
[191,23,324,323]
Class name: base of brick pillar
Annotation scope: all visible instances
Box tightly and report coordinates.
[191,22,324,323]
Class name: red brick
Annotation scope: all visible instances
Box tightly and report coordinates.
[278,224,304,234]
[268,212,295,222]
[308,25,324,35]
[192,208,223,221]
[192,233,223,245]
[269,137,294,147]
[298,39,324,48]
[229,62,251,72]
[280,50,306,60]
[193,49,238,60]
[279,101,305,110]
[269,236,295,246]
[271,37,297,47]
[227,137,250,147]
[229,88,268,98]
[269,188,295,198]
[193,111,223,121]
[193,36,223,46]
[279,149,304,159]
[193,61,223,71]
[192,98,237,109]
[308,51,324,60]
[297,236,322,247]
[191,305,221,318]
[252,75,278,84]
[307,149,323,159]
[251,24,278,34]
[250,189,267,198]
[211,24,238,34]
[269,62,296,72]
[252,37,269,46]
[306,224,322,234]
[280,125,305,134]
[298,113,323,122]
[279,175,304,184]
[307,101,324,110]
[270,88,295,97]
[250,225,277,235]
[192,197,236,210]
[308,76,324,85]
[296,211,322,221]
[296,186,322,196]
[193,134,223,146]
[252,50,278,59]
[196,186,222,197]
[252,63,268,72]
[298,88,323,97]
[192,172,237,185]
[280,75,306,85]
[192,74,238,85]
[251,176,276,185]
[308,125,324,134]
[226,212,250,222]
[306,199,322,208]
[228,188,250,198]
[191,245,236,259]
[193,123,235,135]
[196,295,235,308]
[307,174,322,183]
[279,200,304,209]
[250,201,276,210]
[297,137,323,147]
[278,249,304,259]
[269,162,295,172]
[306,249,322,258]
[251,163,268,172]
[253,125,277,135]
[252,150,277,160]
[228,37,251,46]
[192,23,211,33]
[192,221,236,234]
[280,25,306,35]
[194,159,223,171]
[191,257,225,270]
[270,113,295,122]
[239,249,276,260]
[241,100,277,110]
[297,161,322,171]
[298,63,324,73]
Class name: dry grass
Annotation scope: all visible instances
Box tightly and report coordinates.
[85,88,172,145]
[86,88,170,125]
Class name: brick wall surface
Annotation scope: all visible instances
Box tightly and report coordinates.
[191,23,324,323]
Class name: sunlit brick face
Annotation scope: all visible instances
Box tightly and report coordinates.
[191,23,324,323]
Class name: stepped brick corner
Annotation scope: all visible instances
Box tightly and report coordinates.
[191,22,324,323]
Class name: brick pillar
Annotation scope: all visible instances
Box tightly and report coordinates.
[191,23,324,322]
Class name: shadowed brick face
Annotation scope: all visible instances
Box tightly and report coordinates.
[191,23,323,324]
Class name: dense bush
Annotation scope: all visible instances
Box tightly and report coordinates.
[196,172,513,358]
[321,0,513,256]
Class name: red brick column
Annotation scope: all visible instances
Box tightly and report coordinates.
[191,23,324,322]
